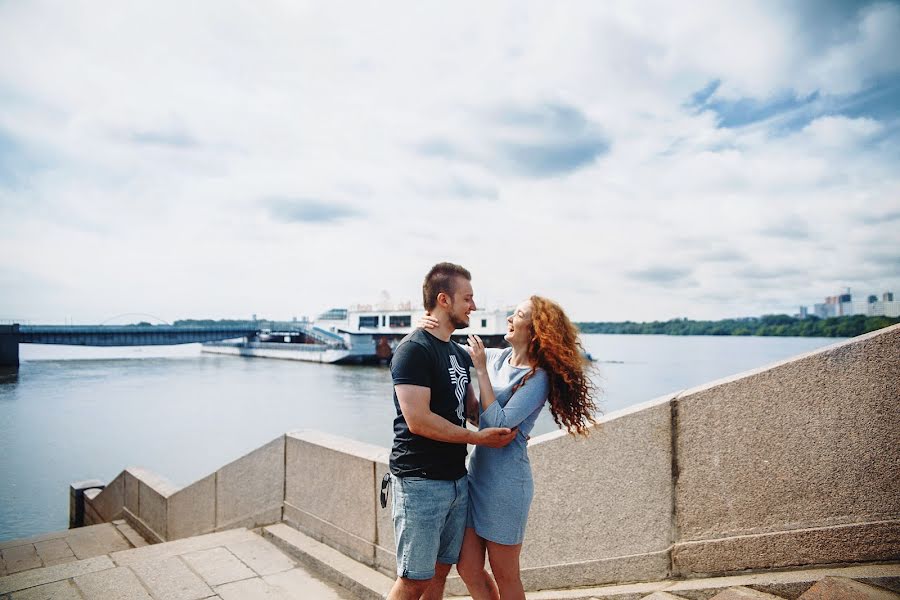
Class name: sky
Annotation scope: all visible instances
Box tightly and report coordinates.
[1,1,899,323]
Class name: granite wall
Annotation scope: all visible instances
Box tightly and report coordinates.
[81,324,900,591]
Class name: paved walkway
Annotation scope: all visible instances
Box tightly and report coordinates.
[0,523,354,599]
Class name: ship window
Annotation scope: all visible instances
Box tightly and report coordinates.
[481,319,487,328]
[359,316,379,328]
[389,315,411,327]
[382,315,386,326]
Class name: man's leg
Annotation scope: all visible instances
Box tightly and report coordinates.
[419,562,452,600]
[387,576,431,600]
[389,477,453,599]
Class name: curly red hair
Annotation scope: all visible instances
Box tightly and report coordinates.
[517,296,598,435]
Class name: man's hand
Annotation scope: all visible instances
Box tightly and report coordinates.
[472,427,517,448]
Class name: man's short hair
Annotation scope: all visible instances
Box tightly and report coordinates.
[422,262,471,311]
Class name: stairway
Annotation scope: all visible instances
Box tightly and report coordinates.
[0,524,353,599]
[260,522,900,600]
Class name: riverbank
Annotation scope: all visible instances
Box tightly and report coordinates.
[577,314,900,337]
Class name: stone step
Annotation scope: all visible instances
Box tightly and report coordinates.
[797,576,900,600]
[0,527,355,599]
[261,523,394,600]
[709,586,786,599]
[0,522,144,578]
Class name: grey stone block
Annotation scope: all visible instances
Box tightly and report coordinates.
[91,471,126,522]
[168,474,216,541]
[0,555,115,595]
[138,479,174,541]
[706,587,783,599]
[33,539,75,566]
[261,523,393,600]
[0,533,69,552]
[673,326,900,574]
[124,470,140,515]
[799,576,900,600]
[520,396,674,586]
[130,555,214,600]
[264,568,355,599]
[111,529,257,566]
[673,520,900,576]
[114,522,149,549]
[66,523,131,560]
[284,431,385,565]
[181,547,256,587]
[74,566,153,599]
[8,579,83,599]
[214,577,291,600]
[1,544,41,575]
[224,537,294,576]
[216,436,284,531]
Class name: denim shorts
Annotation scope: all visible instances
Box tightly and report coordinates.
[391,474,468,580]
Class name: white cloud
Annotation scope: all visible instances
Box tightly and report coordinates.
[0,1,898,323]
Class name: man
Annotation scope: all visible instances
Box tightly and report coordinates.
[387,262,517,600]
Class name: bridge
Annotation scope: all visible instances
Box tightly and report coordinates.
[0,324,261,367]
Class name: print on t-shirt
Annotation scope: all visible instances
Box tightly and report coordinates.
[448,354,468,423]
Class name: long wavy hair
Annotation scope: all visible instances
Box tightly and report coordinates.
[518,295,598,435]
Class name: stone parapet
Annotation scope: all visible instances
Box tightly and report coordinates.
[76,323,900,591]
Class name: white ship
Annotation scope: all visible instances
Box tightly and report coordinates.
[202,304,512,365]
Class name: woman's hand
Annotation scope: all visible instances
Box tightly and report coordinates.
[416,314,439,330]
[466,334,488,371]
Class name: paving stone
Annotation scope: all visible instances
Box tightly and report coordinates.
[181,548,255,587]
[112,529,256,566]
[38,557,78,569]
[8,579,83,599]
[34,541,75,567]
[0,556,115,595]
[74,566,152,600]
[0,533,69,552]
[66,526,130,560]
[264,568,355,599]
[224,538,294,576]
[214,577,291,600]
[710,586,784,599]
[1,546,41,575]
[129,556,213,600]
[799,576,900,599]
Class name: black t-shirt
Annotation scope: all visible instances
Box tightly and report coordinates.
[389,328,473,480]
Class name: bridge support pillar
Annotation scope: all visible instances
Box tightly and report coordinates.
[0,324,20,368]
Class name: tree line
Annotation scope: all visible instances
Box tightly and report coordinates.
[575,314,900,338]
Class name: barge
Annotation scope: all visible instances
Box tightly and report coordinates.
[201,304,512,364]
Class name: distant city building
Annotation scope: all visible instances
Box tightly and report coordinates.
[808,290,898,318]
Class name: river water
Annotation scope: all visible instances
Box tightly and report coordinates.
[0,334,840,542]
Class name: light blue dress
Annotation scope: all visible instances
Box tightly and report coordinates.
[467,347,549,545]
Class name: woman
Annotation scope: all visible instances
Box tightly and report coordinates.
[419,296,597,599]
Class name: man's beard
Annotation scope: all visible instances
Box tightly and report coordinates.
[449,313,469,330]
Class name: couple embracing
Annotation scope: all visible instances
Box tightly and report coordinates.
[387,262,597,600]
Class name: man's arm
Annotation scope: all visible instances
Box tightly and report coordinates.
[396,384,515,447]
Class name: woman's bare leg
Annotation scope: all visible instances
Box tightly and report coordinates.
[485,540,524,600]
[456,528,499,600]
